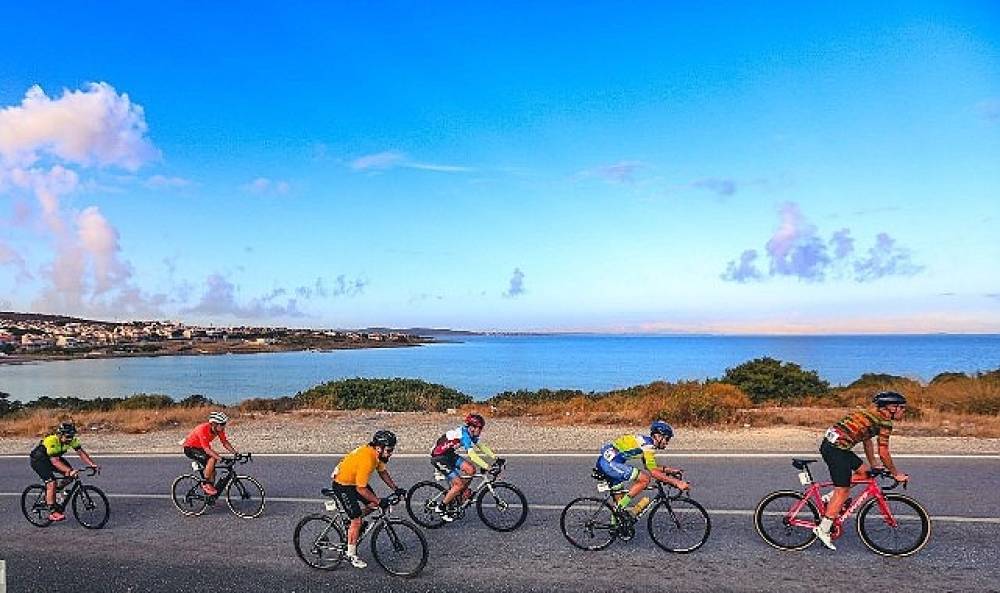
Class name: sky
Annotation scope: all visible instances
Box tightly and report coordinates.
[1,2,998,333]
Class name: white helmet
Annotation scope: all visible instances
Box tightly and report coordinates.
[208,411,229,425]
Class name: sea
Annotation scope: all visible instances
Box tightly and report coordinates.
[1,334,999,403]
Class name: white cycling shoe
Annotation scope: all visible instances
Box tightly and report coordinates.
[812,526,837,550]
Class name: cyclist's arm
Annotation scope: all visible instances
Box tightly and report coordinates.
[218,431,238,454]
[77,448,98,468]
[50,456,74,475]
[467,443,494,470]
[376,468,401,492]
[355,484,379,507]
[650,467,689,490]
[202,442,223,461]
[877,433,900,477]
[862,437,878,468]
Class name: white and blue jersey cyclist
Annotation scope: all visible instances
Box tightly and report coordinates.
[429,413,497,521]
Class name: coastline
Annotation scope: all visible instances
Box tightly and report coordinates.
[2,411,997,455]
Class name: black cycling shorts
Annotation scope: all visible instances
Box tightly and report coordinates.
[820,439,863,487]
[30,454,66,483]
[184,446,210,467]
[331,482,372,520]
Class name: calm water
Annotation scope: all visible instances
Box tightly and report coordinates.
[2,334,999,403]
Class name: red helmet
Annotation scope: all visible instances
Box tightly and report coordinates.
[465,413,485,429]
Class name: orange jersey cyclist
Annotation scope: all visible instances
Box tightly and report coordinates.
[429,413,496,522]
[28,422,100,522]
[330,430,407,569]
[182,411,239,496]
[595,420,688,518]
[813,391,909,550]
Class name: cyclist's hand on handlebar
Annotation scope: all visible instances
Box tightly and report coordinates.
[675,479,690,491]
[69,469,79,478]
[894,472,909,483]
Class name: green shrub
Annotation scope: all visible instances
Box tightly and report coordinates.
[296,378,472,412]
[930,372,968,385]
[719,357,829,404]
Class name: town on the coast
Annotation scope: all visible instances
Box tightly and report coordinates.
[0,312,431,362]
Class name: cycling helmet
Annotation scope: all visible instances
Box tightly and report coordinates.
[650,420,674,438]
[465,413,486,429]
[371,429,397,448]
[872,391,907,407]
[208,411,229,425]
[56,422,77,437]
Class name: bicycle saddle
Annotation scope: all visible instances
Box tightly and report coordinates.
[791,459,818,470]
[591,468,610,481]
[320,488,338,498]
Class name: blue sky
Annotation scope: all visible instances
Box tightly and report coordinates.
[1,2,998,332]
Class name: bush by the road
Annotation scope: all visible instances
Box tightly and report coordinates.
[296,377,472,412]
[719,357,830,403]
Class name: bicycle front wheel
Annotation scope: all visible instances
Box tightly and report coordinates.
[857,493,931,557]
[476,482,528,532]
[370,518,428,578]
[171,474,209,516]
[227,475,266,518]
[21,484,52,527]
[405,480,449,529]
[647,497,710,553]
[293,514,346,570]
[72,485,110,529]
[754,490,819,551]
[560,497,618,551]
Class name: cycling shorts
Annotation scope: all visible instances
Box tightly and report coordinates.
[820,439,863,487]
[431,452,471,481]
[330,482,371,519]
[30,455,66,483]
[184,446,210,468]
[596,444,639,485]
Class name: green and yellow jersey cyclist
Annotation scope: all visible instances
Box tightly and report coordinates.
[28,422,100,522]
[813,391,909,550]
[595,420,689,518]
[329,430,407,569]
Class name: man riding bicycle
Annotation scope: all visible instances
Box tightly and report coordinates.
[429,412,497,522]
[595,420,689,519]
[182,411,239,496]
[330,430,407,569]
[813,391,909,550]
[29,422,100,522]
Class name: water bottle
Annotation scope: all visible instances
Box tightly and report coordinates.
[633,496,651,515]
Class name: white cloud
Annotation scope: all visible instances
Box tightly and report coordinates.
[243,177,290,195]
[350,150,472,173]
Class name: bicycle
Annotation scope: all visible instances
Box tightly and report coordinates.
[21,466,109,529]
[560,468,710,553]
[293,490,428,578]
[171,452,265,518]
[754,458,931,557]
[405,457,528,531]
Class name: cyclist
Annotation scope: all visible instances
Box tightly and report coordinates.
[28,422,100,522]
[182,411,239,496]
[595,420,689,519]
[813,391,909,550]
[330,430,407,569]
[429,412,497,522]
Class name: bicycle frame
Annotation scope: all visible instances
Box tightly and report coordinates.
[434,460,505,510]
[596,478,676,522]
[788,475,898,536]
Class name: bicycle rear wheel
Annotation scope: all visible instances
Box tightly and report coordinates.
[21,484,53,527]
[476,482,528,532]
[227,475,266,518]
[171,474,210,516]
[370,518,428,578]
[405,481,449,529]
[293,514,346,570]
[560,497,618,551]
[647,497,710,553]
[72,485,110,529]
[857,493,931,557]
[754,490,819,551]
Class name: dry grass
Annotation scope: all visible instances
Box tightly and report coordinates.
[0,406,218,437]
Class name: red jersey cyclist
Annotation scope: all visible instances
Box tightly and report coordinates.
[182,411,239,496]
[29,422,100,522]
[813,391,909,550]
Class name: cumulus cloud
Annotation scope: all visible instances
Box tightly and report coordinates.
[721,202,923,284]
[0,82,159,169]
[243,177,290,195]
[503,268,525,298]
[185,274,306,319]
[350,151,471,173]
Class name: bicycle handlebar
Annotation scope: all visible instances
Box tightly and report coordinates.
[867,467,905,490]
[379,491,405,509]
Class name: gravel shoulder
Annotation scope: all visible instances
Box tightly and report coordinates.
[1,410,998,455]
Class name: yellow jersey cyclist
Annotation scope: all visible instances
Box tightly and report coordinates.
[330,430,407,569]
[595,420,689,519]
[429,413,497,522]
[813,390,909,550]
[28,422,100,522]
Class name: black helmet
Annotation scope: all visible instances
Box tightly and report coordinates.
[371,430,397,448]
[57,422,77,437]
[872,391,907,407]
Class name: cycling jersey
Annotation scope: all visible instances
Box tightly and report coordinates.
[182,422,231,450]
[431,426,478,456]
[30,434,82,459]
[607,434,658,470]
[333,445,386,488]
[826,408,892,450]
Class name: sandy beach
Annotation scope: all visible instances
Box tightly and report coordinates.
[1,410,997,455]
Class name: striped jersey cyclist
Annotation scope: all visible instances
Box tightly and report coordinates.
[28,422,100,522]
[595,420,689,518]
[813,391,909,550]
[429,413,497,522]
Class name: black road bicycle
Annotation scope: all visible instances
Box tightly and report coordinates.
[405,457,528,531]
[561,469,711,553]
[22,466,109,529]
[171,452,265,518]
[293,490,428,578]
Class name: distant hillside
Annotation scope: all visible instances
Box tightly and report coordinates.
[0,311,118,326]
[359,327,481,337]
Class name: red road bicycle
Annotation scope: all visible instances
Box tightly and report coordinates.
[754,458,931,557]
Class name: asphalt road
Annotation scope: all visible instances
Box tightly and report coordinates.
[1,454,998,593]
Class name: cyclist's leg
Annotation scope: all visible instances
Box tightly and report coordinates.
[30,454,59,507]
[820,440,862,519]
[334,483,368,567]
[597,448,639,509]
[184,447,215,493]
[441,454,472,505]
